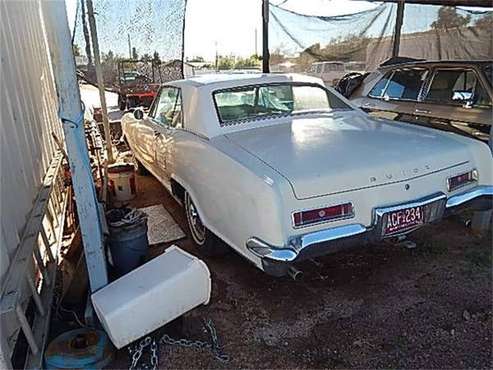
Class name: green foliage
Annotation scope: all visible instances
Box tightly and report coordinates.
[217,55,235,70]
[216,54,261,70]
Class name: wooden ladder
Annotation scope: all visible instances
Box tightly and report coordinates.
[0,152,68,369]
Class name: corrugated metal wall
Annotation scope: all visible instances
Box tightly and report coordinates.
[0,0,63,284]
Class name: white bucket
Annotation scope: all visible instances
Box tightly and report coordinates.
[108,163,136,202]
[91,245,211,349]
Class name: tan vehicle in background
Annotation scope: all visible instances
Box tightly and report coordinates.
[348,60,492,142]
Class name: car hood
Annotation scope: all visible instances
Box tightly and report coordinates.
[224,112,470,199]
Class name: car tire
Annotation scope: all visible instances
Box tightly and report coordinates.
[184,192,229,257]
[135,157,150,176]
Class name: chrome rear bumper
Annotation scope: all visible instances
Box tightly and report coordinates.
[247,186,492,276]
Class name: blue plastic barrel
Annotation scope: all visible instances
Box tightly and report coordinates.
[107,208,149,275]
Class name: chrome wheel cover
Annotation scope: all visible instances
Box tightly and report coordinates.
[186,194,206,245]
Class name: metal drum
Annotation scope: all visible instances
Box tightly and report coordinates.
[44,328,114,369]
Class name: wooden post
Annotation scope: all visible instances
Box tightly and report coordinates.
[86,0,114,163]
[392,0,405,58]
[42,0,108,292]
[262,0,270,73]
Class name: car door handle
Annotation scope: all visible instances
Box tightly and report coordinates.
[415,108,430,114]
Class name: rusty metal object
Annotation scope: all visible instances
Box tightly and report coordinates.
[44,328,114,369]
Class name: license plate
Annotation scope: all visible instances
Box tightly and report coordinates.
[384,206,424,236]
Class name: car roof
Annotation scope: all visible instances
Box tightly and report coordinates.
[168,73,324,90]
[378,60,492,71]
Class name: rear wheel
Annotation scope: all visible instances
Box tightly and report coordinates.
[184,192,229,257]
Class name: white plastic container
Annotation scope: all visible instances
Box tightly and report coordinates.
[91,245,211,348]
[108,163,136,202]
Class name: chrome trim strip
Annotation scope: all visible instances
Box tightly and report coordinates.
[246,238,298,262]
[246,223,367,263]
[297,224,367,250]
[446,185,493,209]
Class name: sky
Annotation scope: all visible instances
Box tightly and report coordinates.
[66,0,491,61]
[66,0,377,61]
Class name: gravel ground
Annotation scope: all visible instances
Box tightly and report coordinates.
[107,174,492,369]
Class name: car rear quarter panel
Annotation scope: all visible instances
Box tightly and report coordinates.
[170,132,290,268]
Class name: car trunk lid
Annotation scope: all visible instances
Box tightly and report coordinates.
[224,112,469,200]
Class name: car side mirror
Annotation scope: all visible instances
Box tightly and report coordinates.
[133,109,144,120]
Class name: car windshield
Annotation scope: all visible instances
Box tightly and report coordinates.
[214,83,351,125]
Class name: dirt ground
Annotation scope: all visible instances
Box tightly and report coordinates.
[107,174,492,369]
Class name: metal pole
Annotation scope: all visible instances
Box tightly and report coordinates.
[80,0,92,67]
[392,0,405,58]
[128,33,132,59]
[86,0,114,163]
[262,0,270,73]
[42,0,108,292]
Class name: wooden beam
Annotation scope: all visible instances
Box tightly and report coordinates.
[42,0,108,292]
[86,0,114,164]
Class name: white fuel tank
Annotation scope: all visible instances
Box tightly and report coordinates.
[91,245,211,348]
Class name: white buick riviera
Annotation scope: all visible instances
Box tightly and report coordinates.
[122,74,493,277]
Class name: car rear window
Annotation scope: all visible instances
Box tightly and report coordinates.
[213,83,351,125]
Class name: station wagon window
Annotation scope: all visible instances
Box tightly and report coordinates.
[474,81,492,107]
[369,68,427,101]
[213,83,351,125]
[368,71,392,98]
[425,69,477,104]
[150,87,183,128]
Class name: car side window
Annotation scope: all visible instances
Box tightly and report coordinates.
[384,69,427,100]
[425,69,477,105]
[368,71,392,98]
[150,87,183,128]
[473,81,492,107]
[369,69,426,101]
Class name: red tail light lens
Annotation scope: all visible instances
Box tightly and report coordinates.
[447,169,478,192]
[292,203,353,228]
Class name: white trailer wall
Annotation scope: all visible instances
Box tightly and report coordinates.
[0,0,63,285]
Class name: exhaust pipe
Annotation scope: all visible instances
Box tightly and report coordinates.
[288,266,303,281]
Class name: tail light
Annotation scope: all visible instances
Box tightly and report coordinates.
[447,169,478,192]
[292,203,353,228]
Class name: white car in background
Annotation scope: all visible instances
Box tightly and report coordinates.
[122,73,492,278]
